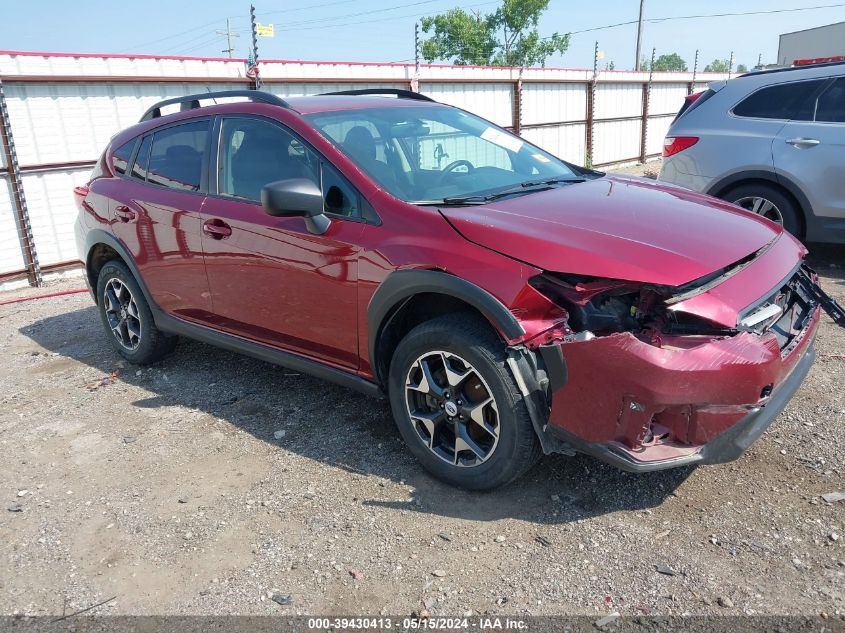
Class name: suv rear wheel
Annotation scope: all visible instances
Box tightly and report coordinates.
[96,260,177,364]
[388,314,541,490]
[723,183,802,238]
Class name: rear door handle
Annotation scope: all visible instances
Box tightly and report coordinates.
[202,218,232,239]
[114,206,137,222]
[785,137,820,147]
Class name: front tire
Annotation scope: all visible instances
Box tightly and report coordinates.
[388,314,541,490]
[96,260,177,365]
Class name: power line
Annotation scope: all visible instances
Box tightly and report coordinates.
[276,0,499,33]
[170,36,229,57]
[260,0,362,16]
[647,3,845,23]
[158,29,229,55]
[119,17,247,53]
[276,0,451,29]
[544,2,845,41]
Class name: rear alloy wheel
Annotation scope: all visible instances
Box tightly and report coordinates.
[732,195,784,225]
[96,260,177,365]
[103,277,141,351]
[724,183,802,238]
[388,314,541,490]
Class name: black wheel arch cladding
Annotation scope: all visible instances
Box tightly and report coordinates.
[367,269,525,386]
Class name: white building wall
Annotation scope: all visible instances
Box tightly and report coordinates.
[778,21,845,66]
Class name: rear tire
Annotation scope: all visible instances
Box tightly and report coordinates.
[388,314,541,490]
[96,260,177,365]
[722,183,803,238]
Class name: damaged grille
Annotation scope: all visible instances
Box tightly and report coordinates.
[738,265,819,353]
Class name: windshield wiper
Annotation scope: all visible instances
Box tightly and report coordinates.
[439,177,585,206]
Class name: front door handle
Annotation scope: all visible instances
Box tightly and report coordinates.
[785,137,821,148]
[114,206,137,222]
[202,218,232,239]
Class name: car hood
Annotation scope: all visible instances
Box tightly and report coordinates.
[440,175,785,286]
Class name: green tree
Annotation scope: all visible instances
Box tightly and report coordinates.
[651,53,688,72]
[421,0,570,67]
[736,63,748,73]
[704,58,731,73]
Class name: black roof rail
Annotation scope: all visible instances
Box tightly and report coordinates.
[139,90,291,122]
[739,59,845,78]
[317,88,435,102]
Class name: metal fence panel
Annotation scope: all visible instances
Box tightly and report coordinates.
[521,83,586,126]
[594,83,643,119]
[0,176,26,274]
[265,82,402,98]
[5,82,244,166]
[1,53,245,79]
[21,168,90,267]
[521,123,586,165]
[419,83,513,128]
[650,83,688,116]
[593,119,642,165]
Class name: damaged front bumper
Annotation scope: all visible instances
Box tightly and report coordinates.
[519,264,834,472]
[543,333,816,472]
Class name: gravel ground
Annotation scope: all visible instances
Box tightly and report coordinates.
[1,223,843,617]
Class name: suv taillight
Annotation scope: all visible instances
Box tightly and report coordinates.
[663,136,699,158]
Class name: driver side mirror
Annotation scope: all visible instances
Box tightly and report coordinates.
[261,178,331,235]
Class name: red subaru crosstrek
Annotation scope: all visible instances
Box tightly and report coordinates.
[74,89,843,490]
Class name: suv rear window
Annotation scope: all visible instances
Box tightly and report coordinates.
[815,77,845,123]
[146,121,209,192]
[733,79,827,120]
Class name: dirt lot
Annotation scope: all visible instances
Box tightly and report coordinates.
[1,240,844,618]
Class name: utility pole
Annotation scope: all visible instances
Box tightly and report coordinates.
[757,52,762,68]
[217,18,239,58]
[728,50,734,79]
[634,0,645,70]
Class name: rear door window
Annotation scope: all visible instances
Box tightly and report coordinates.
[733,79,828,120]
[145,121,209,192]
[814,77,845,123]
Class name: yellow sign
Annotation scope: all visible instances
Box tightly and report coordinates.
[256,23,274,37]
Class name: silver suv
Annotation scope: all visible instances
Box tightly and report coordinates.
[658,62,845,243]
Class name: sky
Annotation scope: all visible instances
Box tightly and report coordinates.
[1,1,844,71]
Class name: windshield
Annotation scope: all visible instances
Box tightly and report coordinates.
[304,104,581,204]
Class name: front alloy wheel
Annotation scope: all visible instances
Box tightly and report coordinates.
[388,314,541,490]
[405,351,499,467]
